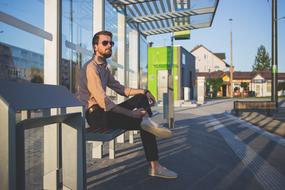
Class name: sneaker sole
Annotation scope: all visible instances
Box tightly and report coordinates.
[141,125,172,138]
[149,173,178,179]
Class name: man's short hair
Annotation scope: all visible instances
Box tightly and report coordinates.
[92,31,113,46]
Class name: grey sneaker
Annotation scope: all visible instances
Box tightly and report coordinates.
[149,165,178,179]
[140,117,172,138]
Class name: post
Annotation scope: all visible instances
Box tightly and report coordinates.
[93,0,105,33]
[129,30,140,143]
[271,0,278,107]
[197,76,205,104]
[0,101,16,190]
[117,6,127,141]
[229,18,233,97]
[168,35,174,128]
[117,6,126,104]
[44,0,61,188]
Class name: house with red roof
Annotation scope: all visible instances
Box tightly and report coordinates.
[197,71,285,97]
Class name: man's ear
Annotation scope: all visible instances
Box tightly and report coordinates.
[94,44,97,52]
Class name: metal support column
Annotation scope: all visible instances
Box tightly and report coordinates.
[229,18,233,98]
[117,6,127,142]
[93,0,105,33]
[271,0,278,107]
[117,6,127,104]
[168,35,174,128]
[44,0,62,188]
[129,29,140,142]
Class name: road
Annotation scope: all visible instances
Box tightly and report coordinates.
[87,99,285,190]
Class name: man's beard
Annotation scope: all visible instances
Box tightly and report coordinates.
[102,49,112,58]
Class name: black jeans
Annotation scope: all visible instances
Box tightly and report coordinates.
[85,94,159,161]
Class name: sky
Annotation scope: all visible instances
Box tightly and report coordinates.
[148,0,285,72]
[0,0,284,72]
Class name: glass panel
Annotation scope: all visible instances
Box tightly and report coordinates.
[126,24,132,88]
[190,0,217,9]
[140,36,148,89]
[1,2,44,189]
[0,2,44,82]
[190,13,212,25]
[0,0,44,28]
[61,0,93,92]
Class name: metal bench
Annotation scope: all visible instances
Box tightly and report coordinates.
[86,127,126,159]
[0,80,85,190]
[234,101,276,116]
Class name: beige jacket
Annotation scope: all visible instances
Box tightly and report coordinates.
[77,56,131,111]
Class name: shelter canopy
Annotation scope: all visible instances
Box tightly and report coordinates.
[108,0,219,36]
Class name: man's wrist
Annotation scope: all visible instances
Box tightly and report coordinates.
[144,89,150,95]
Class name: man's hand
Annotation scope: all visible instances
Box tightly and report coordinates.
[145,91,156,106]
[131,108,147,118]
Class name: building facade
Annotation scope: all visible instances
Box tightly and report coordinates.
[198,71,285,97]
[148,46,196,101]
[0,42,43,81]
[191,45,229,73]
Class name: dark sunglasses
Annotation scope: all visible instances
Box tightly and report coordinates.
[101,40,114,47]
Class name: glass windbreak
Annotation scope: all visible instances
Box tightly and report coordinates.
[0,0,44,28]
[0,1,45,189]
[0,0,44,82]
[140,36,148,89]
[105,1,119,102]
[126,24,132,88]
[61,0,93,92]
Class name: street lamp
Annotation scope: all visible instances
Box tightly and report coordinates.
[271,0,278,107]
[277,16,285,21]
[229,18,234,97]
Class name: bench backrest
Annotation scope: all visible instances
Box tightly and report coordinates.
[234,101,276,109]
[0,80,83,111]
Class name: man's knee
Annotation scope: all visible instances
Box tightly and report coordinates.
[134,93,147,100]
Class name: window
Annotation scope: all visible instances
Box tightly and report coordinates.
[0,30,44,82]
[182,53,186,65]
[61,0,93,92]
[267,81,271,92]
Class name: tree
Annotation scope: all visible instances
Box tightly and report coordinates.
[278,82,285,91]
[252,45,271,72]
[31,75,43,83]
[240,82,249,92]
[206,78,223,97]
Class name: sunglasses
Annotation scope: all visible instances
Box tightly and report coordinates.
[101,40,115,47]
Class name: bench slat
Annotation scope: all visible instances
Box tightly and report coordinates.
[86,128,126,141]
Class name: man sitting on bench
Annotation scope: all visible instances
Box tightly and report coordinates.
[77,30,177,179]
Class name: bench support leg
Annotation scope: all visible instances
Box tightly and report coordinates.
[116,133,125,143]
[109,140,115,159]
[91,141,103,159]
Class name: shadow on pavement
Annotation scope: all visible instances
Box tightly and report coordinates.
[86,112,285,190]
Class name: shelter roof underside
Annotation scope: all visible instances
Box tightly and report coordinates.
[108,0,219,36]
